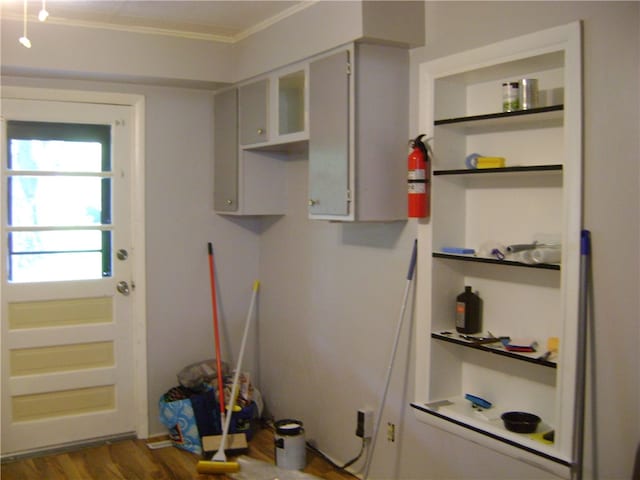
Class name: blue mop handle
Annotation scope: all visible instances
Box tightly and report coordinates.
[574,229,591,480]
[581,230,591,255]
[363,239,418,480]
[407,239,418,281]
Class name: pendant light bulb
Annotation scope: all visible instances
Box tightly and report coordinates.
[19,0,31,48]
[38,0,48,21]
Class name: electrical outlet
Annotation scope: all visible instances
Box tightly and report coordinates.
[387,422,395,442]
[356,409,374,438]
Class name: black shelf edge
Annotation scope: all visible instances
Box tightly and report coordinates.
[432,252,561,271]
[434,105,564,126]
[409,402,571,468]
[431,332,557,368]
[433,164,563,176]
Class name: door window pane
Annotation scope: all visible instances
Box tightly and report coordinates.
[9,231,111,282]
[10,139,103,172]
[9,176,109,227]
[6,122,112,283]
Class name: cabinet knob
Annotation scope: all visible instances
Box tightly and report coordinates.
[226,199,233,205]
[308,199,318,206]
[257,128,265,135]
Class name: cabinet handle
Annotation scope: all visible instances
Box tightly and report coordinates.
[257,128,265,135]
[308,199,318,206]
[226,199,233,205]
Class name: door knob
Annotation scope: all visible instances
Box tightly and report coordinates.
[117,281,130,296]
[117,249,128,261]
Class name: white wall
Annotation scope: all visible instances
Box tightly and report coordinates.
[1,2,638,479]
[255,2,639,480]
[398,4,638,479]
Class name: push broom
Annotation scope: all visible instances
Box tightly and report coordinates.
[197,280,260,475]
[207,243,228,438]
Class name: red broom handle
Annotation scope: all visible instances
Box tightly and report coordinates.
[208,243,226,420]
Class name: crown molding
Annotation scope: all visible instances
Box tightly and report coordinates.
[0,1,318,44]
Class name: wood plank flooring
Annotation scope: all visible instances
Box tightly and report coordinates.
[1,426,358,480]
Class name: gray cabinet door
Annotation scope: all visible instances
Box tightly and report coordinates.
[309,50,350,216]
[239,79,269,145]
[214,88,238,212]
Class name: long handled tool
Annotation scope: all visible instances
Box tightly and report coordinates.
[572,230,591,480]
[197,280,260,475]
[362,240,418,480]
[207,243,227,433]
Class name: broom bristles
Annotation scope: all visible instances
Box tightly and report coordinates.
[196,459,240,474]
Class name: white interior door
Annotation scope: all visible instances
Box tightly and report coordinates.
[1,98,138,456]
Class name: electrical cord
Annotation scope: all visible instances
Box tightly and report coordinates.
[305,436,366,471]
[261,417,366,474]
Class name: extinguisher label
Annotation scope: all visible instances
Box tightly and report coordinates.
[408,183,426,194]
[408,169,426,180]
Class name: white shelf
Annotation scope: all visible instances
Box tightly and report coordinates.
[415,22,583,476]
[410,399,571,469]
[434,105,563,134]
[431,332,557,367]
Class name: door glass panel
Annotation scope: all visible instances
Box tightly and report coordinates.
[9,138,103,172]
[6,121,112,283]
[8,230,109,282]
[9,176,108,227]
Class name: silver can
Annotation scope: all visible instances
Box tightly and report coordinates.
[502,82,519,112]
[520,78,539,110]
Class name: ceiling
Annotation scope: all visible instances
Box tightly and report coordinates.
[1,0,311,42]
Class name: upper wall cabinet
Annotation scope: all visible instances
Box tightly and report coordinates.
[214,65,308,215]
[412,22,582,478]
[239,79,269,145]
[238,66,309,150]
[214,42,410,220]
[213,88,238,212]
[308,43,408,222]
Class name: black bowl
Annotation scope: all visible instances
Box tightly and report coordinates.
[501,411,541,433]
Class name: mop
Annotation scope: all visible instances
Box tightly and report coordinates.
[197,280,260,475]
[362,240,417,480]
[572,230,591,480]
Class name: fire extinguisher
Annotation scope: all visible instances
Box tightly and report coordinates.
[408,134,430,218]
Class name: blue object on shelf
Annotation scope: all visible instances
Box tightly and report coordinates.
[465,393,492,409]
[442,247,475,255]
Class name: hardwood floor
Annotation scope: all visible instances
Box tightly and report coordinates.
[1,426,358,480]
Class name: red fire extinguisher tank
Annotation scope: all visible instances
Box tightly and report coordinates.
[408,134,430,218]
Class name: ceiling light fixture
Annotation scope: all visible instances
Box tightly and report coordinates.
[19,0,31,48]
[38,0,49,22]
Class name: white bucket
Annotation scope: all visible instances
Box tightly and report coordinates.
[274,419,306,470]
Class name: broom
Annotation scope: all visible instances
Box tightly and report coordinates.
[197,280,260,475]
[207,243,228,435]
